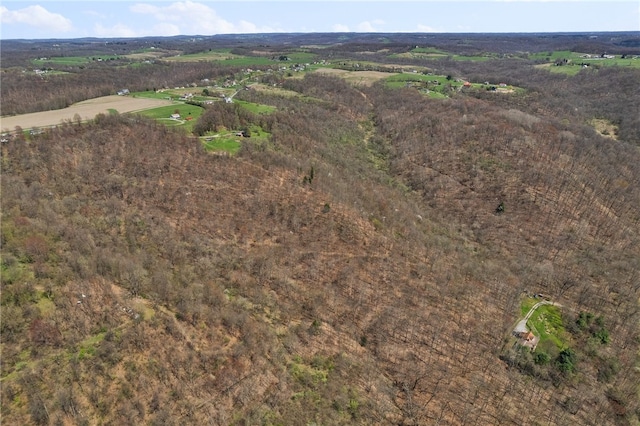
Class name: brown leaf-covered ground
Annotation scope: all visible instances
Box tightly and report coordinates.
[1,55,639,426]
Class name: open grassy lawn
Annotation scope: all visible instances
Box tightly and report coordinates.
[136,104,203,132]
[202,136,242,154]
[528,304,566,349]
[201,125,270,154]
[235,100,277,114]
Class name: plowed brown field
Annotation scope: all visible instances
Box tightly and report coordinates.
[1,96,174,132]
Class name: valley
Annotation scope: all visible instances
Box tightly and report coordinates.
[1,32,639,425]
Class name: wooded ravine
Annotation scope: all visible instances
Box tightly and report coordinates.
[1,32,639,425]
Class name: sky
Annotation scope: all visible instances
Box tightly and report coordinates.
[1,1,638,40]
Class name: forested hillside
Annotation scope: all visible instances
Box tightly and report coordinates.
[1,33,639,425]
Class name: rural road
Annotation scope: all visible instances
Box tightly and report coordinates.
[0,95,174,132]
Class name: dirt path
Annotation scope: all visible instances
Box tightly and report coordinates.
[1,95,175,132]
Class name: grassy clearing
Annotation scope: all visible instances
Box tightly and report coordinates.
[529,304,566,349]
[394,47,519,62]
[36,295,56,316]
[385,73,438,87]
[161,49,239,62]
[202,136,241,154]
[201,125,270,154]
[130,90,175,100]
[32,56,120,66]
[519,298,567,351]
[411,47,449,55]
[279,51,317,62]
[76,331,106,360]
[535,63,584,76]
[221,56,278,66]
[163,50,276,66]
[314,67,397,86]
[136,104,203,132]
[589,118,618,139]
[123,48,178,61]
[520,297,537,317]
[234,100,276,114]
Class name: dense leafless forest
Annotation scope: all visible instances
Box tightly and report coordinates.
[1,32,639,425]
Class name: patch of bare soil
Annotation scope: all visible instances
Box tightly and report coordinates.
[589,118,618,139]
[0,95,174,132]
[314,68,397,86]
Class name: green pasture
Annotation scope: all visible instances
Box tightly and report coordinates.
[234,100,276,114]
[130,91,175,100]
[161,49,238,62]
[32,56,120,66]
[385,73,449,86]
[412,47,449,55]
[394,49,493,62]
[279,51,318,62]
[221,56,279,66]
[530,50,640,69]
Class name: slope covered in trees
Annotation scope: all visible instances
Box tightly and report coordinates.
[1,33,639,425]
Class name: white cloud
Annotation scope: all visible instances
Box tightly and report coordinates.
[94,21,185,38]
[94,23,140,38]
[130,1,276,34]
[332,24,350,32]
[417,24,439,32]
[357,21,380,32]
[0,5,73,33]
[151,23,183,37]
[82,9,107,19]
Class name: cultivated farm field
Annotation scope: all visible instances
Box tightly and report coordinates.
[0,95,175,132]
